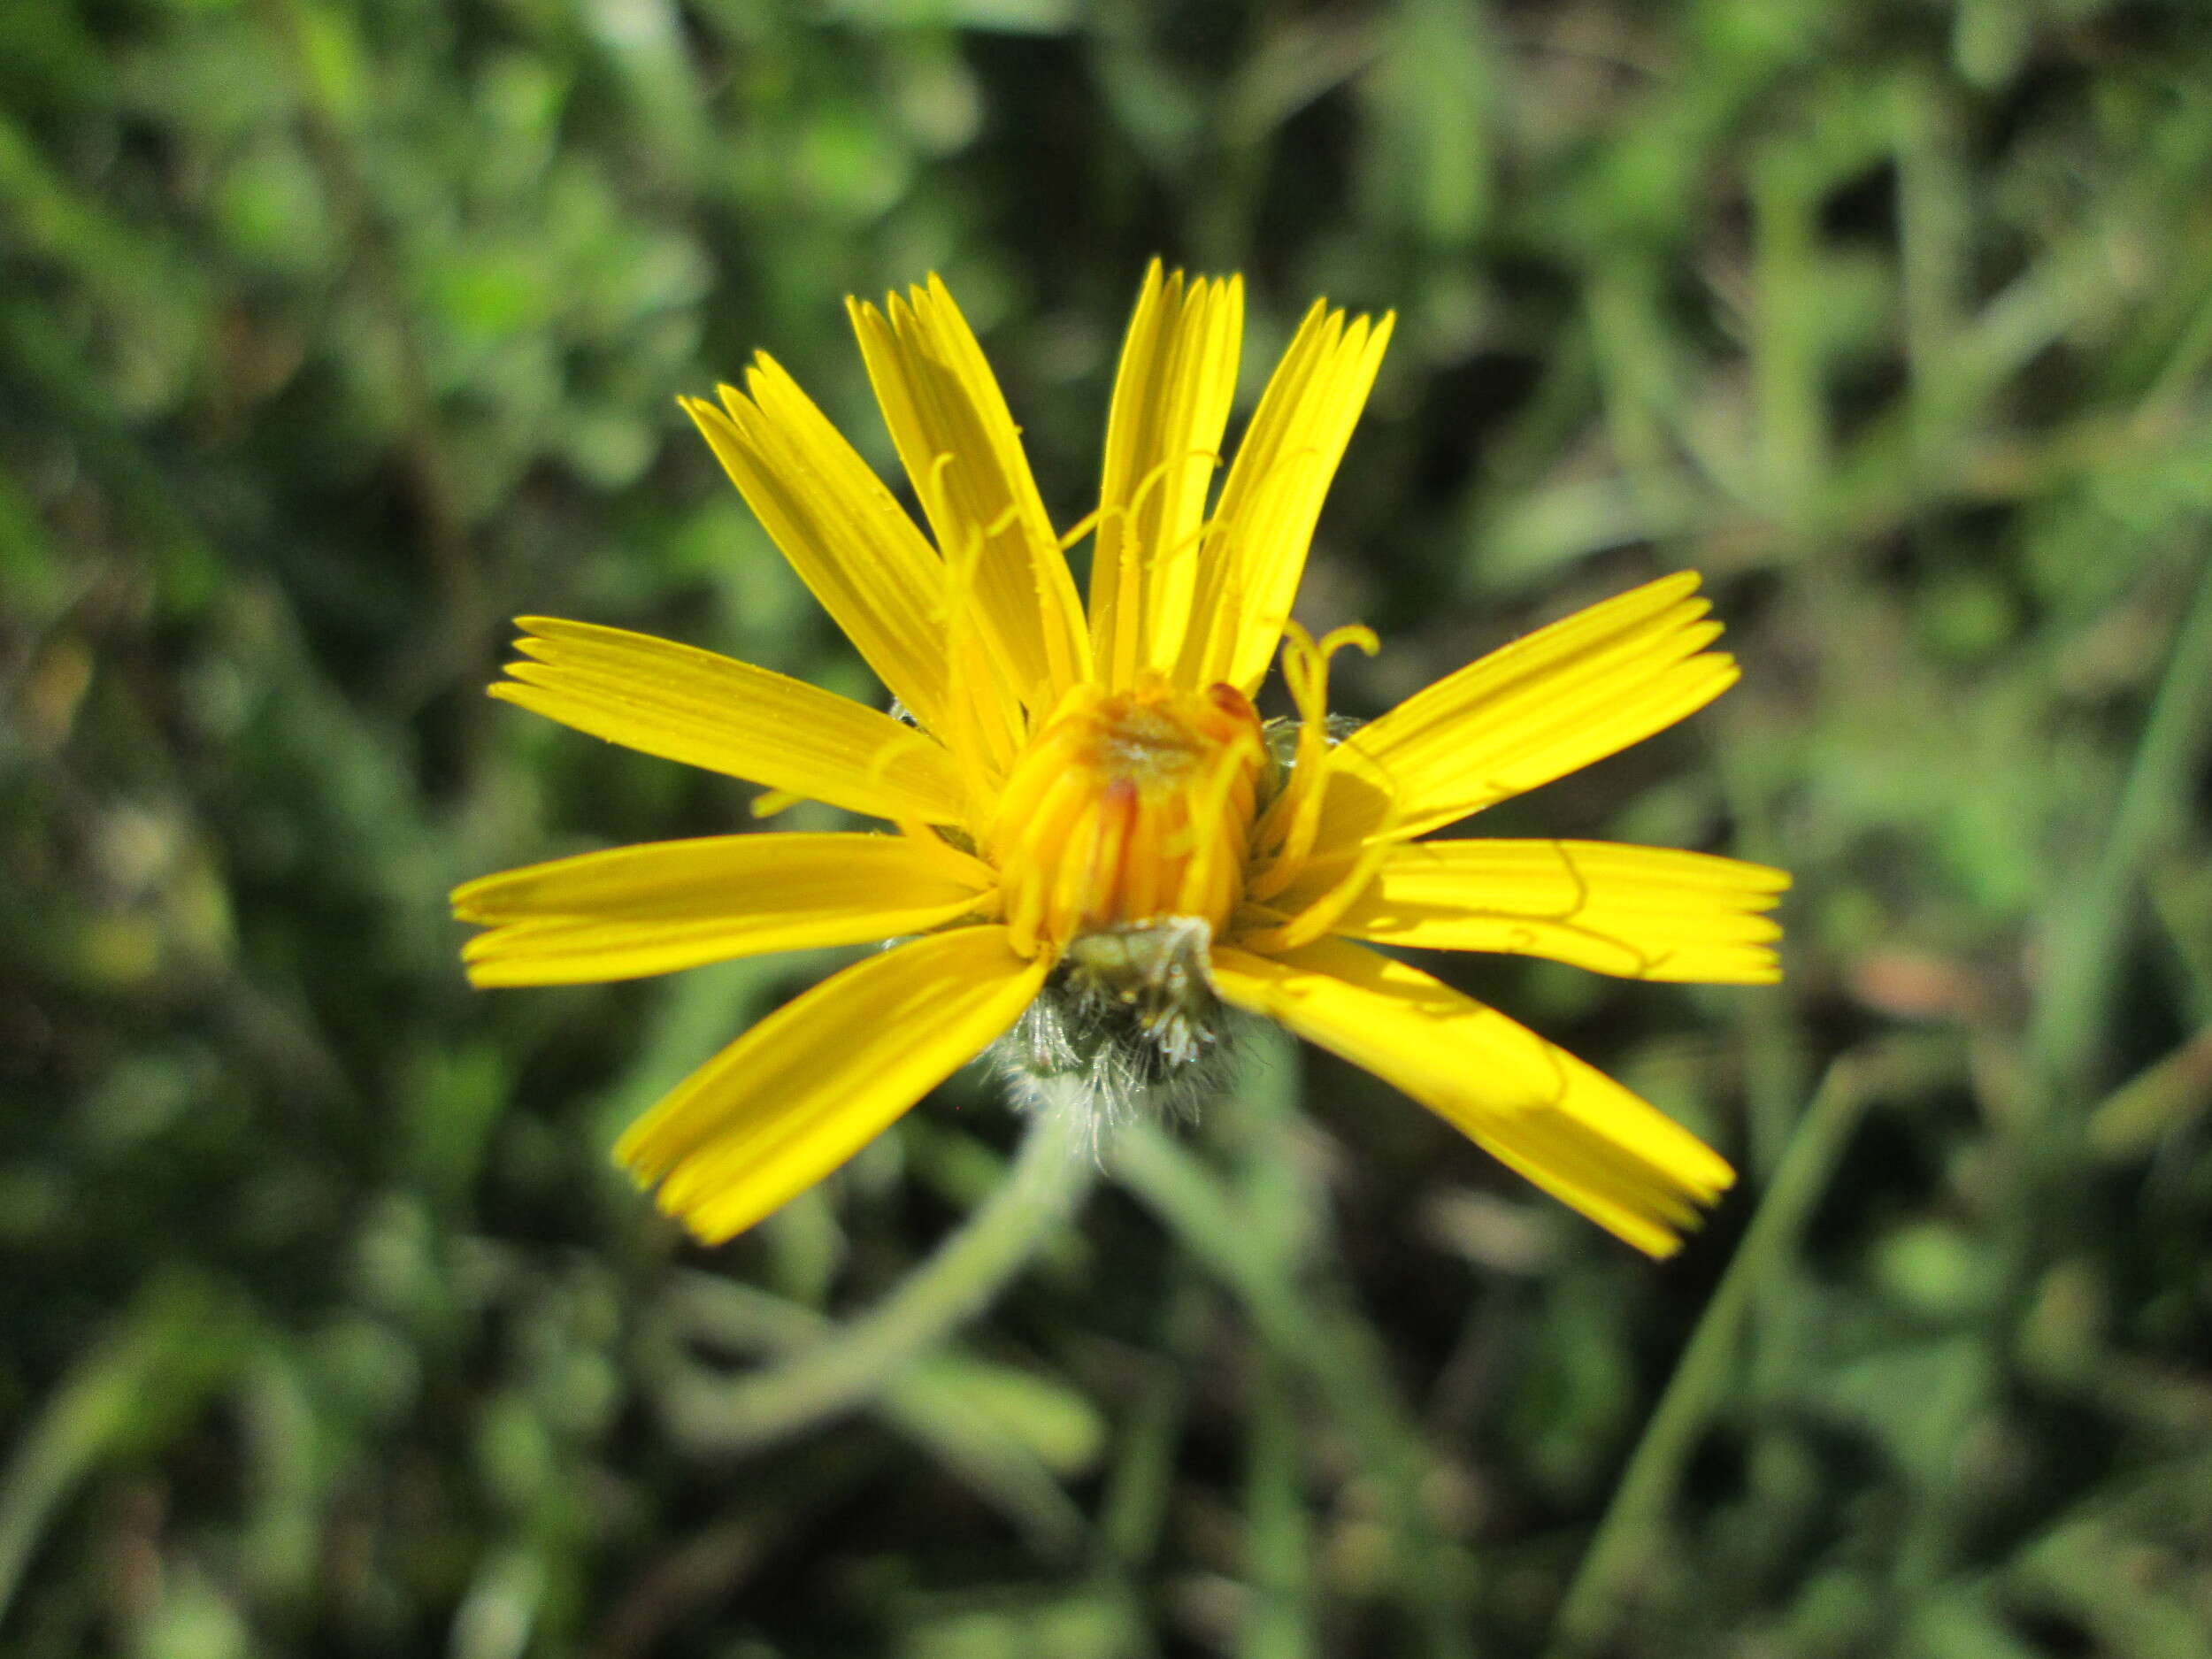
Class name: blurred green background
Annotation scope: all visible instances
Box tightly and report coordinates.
[6,0,2212,1654]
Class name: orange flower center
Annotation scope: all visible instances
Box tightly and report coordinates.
[990,676,1267,956]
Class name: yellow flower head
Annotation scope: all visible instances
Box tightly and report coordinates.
[454,262,1788,1256]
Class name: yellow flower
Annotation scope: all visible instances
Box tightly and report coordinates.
[454,262,1786,1257]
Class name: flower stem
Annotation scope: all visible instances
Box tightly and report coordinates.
[1114,1118,1476,1659]
[672,1088,1097,1454]
[1541,1044,1939,1658]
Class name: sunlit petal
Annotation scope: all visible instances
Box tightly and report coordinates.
[1089,261,1244,687]
[850,277,1089,710]
[493,618,966,826]
[1324,840,1786,983]
[1308,572,1735,851]
[616,926,1050,1242]
[454,833,995,986]
[1177,299,1394,693]
[683,363,949,731]
[1211,938,1734,1256]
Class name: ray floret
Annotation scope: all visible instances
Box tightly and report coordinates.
[455,265,1787,1257]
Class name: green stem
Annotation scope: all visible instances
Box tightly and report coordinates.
[1240,1349,1318,1659]
[1116,1119,1475,1659]
[2028,544,2212,1111]
[668,1094,1097,1455]
[0,1277,246,1625]
[1543,1048,1896,1659]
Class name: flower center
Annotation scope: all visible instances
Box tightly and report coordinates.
[990,676,1267,956]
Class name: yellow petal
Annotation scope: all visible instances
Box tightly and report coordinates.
[453,832,995,987]
[615,926,1050,1243]
[1176,299,1394,693]
[1210,939,1734,1256]
[1089,261,1244,687]
[849,277,1089,710]
[683,363,949,731]
[493,618,966,825]
[1325,840,1787,983]
[1314,572,1736,849]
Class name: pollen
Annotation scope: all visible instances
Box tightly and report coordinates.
[990,674,1267,956]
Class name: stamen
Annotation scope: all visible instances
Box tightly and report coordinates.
[895,819,1000,896]
[1057,504,1102,552]
[749,788,803,818]
[988,678,1265,957]
[1248,620,1377,902]
[1178,440,1333,684]
[941,513,1022,787]
[1100,450,1214,688]
[1238,815,1396,953]
[1175,733,1254,919]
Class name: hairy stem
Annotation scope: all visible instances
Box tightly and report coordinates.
[661,1091,1098,1454]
